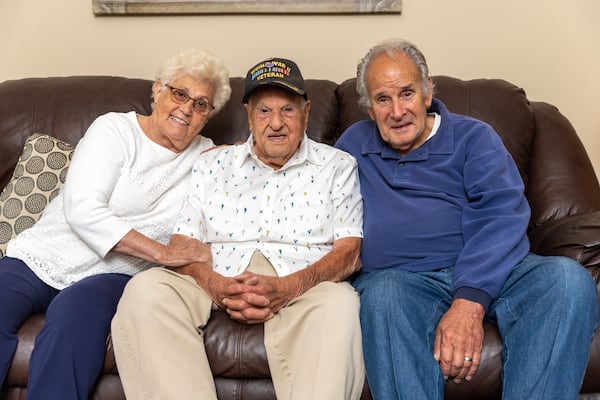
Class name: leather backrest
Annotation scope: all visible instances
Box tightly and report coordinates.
[337,76,534,183]
[201,77,340,146]
[335,76,600,227]
[0,76,153,189]
[1,75,598,228]
[0,76,340,189]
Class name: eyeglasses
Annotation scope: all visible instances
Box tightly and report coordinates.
[165,85,214,116]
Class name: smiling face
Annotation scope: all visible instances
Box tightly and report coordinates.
[366,52,434,155]
[245,86,310,169]
[147,74,215,153]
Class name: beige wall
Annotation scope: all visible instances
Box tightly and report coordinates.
[1,0,599,177]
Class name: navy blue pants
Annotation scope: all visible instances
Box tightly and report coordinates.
[0,257,131,399]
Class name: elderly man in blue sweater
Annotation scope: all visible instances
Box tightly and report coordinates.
[335,38,598,399]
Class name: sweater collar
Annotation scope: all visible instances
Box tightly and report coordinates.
[361,98,454,160]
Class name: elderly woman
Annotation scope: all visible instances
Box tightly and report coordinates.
[0,48,231,399]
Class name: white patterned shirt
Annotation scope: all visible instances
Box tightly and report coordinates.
[174,134,363,277]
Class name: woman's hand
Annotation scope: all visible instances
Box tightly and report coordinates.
[113,231,211,267]
[160,234,212,267]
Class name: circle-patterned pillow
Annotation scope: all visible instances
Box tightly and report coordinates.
[0,133,74,257]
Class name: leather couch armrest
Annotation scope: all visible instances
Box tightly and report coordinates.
[529,211,600,279]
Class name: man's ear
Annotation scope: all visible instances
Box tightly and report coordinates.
[303,99,311,126]
[425,77,434,107]
[367,107,376,121]
[244,103,252,131]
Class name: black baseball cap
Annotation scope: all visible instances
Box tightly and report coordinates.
[242,57,307,103]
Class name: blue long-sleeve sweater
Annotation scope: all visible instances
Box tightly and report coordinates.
[335,99,530,310]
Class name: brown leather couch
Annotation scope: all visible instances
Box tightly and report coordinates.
[1,75,599,400]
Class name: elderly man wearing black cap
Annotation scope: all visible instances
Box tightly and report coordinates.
[111,57,366,400]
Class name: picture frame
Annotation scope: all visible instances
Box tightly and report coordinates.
[92,0,402,15]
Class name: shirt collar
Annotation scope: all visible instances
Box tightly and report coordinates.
[236,132,321,170]
[360,98,453,159]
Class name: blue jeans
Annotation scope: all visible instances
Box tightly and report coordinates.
[0,257,130,400]
[353,253,599,400]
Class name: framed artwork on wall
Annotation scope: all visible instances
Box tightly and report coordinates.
[92,0,402,15]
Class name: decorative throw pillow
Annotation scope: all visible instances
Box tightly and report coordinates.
[0,133,74,257]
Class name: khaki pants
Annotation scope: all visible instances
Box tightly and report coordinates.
[111,252,365,400]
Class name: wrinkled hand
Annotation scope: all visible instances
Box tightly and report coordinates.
[433,298,485,383]
[202,272,253,311]
[221,272,298,324]
[162,235,212,267]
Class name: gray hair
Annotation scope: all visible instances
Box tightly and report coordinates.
[155,48,232,113]
[356,39,434,109]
